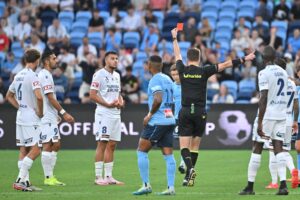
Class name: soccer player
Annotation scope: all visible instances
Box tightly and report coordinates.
[133,55,176,196]
[239,46,289,195]
[295,65,300,187]
[90,51,124,185]
[38,50,75,186]
[6,49,43,191]
[171,27,255,186]
[265,58,299,189]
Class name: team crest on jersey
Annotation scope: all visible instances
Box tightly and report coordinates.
[91,82,99,88]
[24,137,33,144]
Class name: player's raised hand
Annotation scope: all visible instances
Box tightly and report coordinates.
[171,28,178,38]
[63,113,75,123]
[245,52,256,62]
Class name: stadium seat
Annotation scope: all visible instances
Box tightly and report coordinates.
[71,21,88,34]
[239,1,256,10]
[135,52,148,61]
[87,32,103,49]
[237,10,255,20]
[152,11,164,30]
[0,52,5,67]
[271,21,288,33]
[179,42,191,53]
[253,21,270,29]
[221,80,238,99]
[235,99,250,104]
[207,88,219,101]
[218,11,236,23]
[221,1,238,12]
[164,12,180,24]
[158,42,173,54]
[238,79,256,93]
[132,61,144,77]
[76,11,92,23]
[123,32,140,49]
[161,31,173,41]
[11,42,23,52]
[118,11,128,19]
[70,32,85,48]
[201,11,218,24]
[13,50,23,62]
[0,1,5,17]
[59,12,74,32]
[216,21,234,32]
[215,31,232,41]
[40,10,57,28]
[202,1,220,13]
[99,11,110,22]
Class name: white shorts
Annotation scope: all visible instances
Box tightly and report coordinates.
[265,126,292,151]
[94,113,121,142]
[40,123,61,143]
[16,124,42,147]
[252,118,286,142]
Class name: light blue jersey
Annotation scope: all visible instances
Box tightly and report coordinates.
[148,73,175,126]
[297,86,300,123]
[172,82,181,120]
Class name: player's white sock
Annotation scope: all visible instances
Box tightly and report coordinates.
[104,162,113,178]
[284,152,295,173]
[269,151,278,184]
[41,151,53,178]
[95,161,104,179]
[51,151,58,173]
[276,152,287,181]
[18,156,33,182]
[247,153,261,182]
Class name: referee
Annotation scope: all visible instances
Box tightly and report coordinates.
[171,27,255,186]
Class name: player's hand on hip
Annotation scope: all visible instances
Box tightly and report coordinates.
[257,123,268,139]
[63,113,75,123]
[143,113,152,127]
[292,121,298,134]
[171,28,178,38]
[245,52,256,62]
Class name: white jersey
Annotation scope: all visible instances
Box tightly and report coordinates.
[286,79,298,125]
[38,69,58,124]
[90,68,121,117]
[8,67,41,126]
[258,64,288,120]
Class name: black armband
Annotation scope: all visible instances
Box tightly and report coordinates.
[242,56,246,63]
[232,58,242,68]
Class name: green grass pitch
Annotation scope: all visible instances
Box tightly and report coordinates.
[0,150,299,200]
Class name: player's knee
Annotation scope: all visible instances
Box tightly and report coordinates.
[19,147,28,157]
[252,142,263,154]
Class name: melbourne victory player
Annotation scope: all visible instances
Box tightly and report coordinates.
[133,55,176,196]
[38,50,75,186]
[90,51,124,185]
[296,66,300,187]
[171,27,255,186]
[6,49,43,191]
[239,46,289,195]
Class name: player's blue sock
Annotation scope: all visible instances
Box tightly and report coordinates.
[137,151,149,185]
[298,153,300,171]
[164,154,176,188]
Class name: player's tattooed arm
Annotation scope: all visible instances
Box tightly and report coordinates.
[143,92,162,126]
[293,98,299,133]
[6,91,19,109]
[257,90,268,137]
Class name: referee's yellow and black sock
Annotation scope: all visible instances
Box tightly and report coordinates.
[190,151,199,167]
[181,148,193,171]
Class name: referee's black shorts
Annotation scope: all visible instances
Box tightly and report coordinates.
[178,107,207,137]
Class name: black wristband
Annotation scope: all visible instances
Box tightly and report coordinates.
[242,56,246,63]
[232,58,242,67]
[172,37,177,41]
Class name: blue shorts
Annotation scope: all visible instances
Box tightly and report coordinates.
[141,125,175,147]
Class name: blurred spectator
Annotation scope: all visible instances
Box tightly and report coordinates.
[118,46,133,75]
[10,56,26,81]
[122,66,140,104]
[121,5,142,31]
[241,61,257,80]
[149,0,170,11]
[212,85,234,104]
[110,0,129,11]
[291,0,300,21]
[13,14,31,41]
[253,16,269,39]
[131,0,149,11]
[273,0,290,21]
[182,17,197,43]
[41,0,59,11]
[105,7,122,28]
[22,0,36,18]
[192,33,206,49]
[162,52,174,77]
[2,52,18,75]
[47,18,69,48]
[0,77,5,104]
[249,30,263,50]
[199,18,211,44]
[57,45,76,83]
[78,53,98,103]
[144,8,157,24]
[24,32,45,54]
[288,29,300,55]
[7,0,21,27]
[250,91,260,104]
[60,0,74,11]
[231,29,249,53]
[140,23,159,54]
[256,0,272,22]
[53,63,69,103]
[181,0,201,12]
[284,52,295,78]
[0,18,13,41]
[236,17,248,35]
[74,0,94,12]
[139,61,151,102]
[104,27,122,52]
[89,9,105,33]
[207,74,220,90]
[32,18,47,42]
[263,27,283,54]
[77,37,97,62]
[0,25,10,52]
[214,42,226,62]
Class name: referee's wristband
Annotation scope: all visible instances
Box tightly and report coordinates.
[59,109,66,115]
[232,58,242,67]
[172,37,177,41]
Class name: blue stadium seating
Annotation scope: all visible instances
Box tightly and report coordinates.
[202,1,220,13]
[239,1,256,10]
[118,11,128,19]
[221,1,238,13]
[207,88,219,101]
[235,100,250,104]
[70,32,85,48]
[0,52,5,68]
[59,11,74,32]
[253,21,270,29]
[76,11,92,24]
[123,32,140,49]
[219,11,236,23]
[87,32,103,49]
[40,10,57,28]
[132,61,144,77]
[183,12,200,24]
[11,42,23,52]
[0,1,5,17]
[179,42,191,53]
[163,12,180,24]
[99,11,110,22]
[237,10,255,20]
[135,52,148,62]
[215,31,232,42]
[216,21,234,33]
[201,11,218,28]
[158,42,173,54]
[152,11,164,30]
[71,21,88,34]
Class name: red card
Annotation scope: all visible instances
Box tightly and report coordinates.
[177,23,183,31]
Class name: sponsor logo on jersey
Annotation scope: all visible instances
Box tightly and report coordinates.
[43,85,53,90]
[24,137,33,144]
[183,74,202,79]
[33,81,40,86]
[91,82,99,88]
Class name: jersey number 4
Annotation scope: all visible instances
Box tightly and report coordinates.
[17,84,22,100]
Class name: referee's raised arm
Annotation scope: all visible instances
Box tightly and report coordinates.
[171,28,184,73]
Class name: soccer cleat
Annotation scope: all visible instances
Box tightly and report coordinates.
[182,177,188,186]
[156,188,175,195]
[265,183,279,189]
[291,169,299,189]
[44,176,66,186]
[276,188,289,195]
[13,182,32,192]
[95,177,108,186]
[178,165,186,174]
[186,168,196,187]
[132,185,152,195]
[104,176,124,185]
[239,187,255,195]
